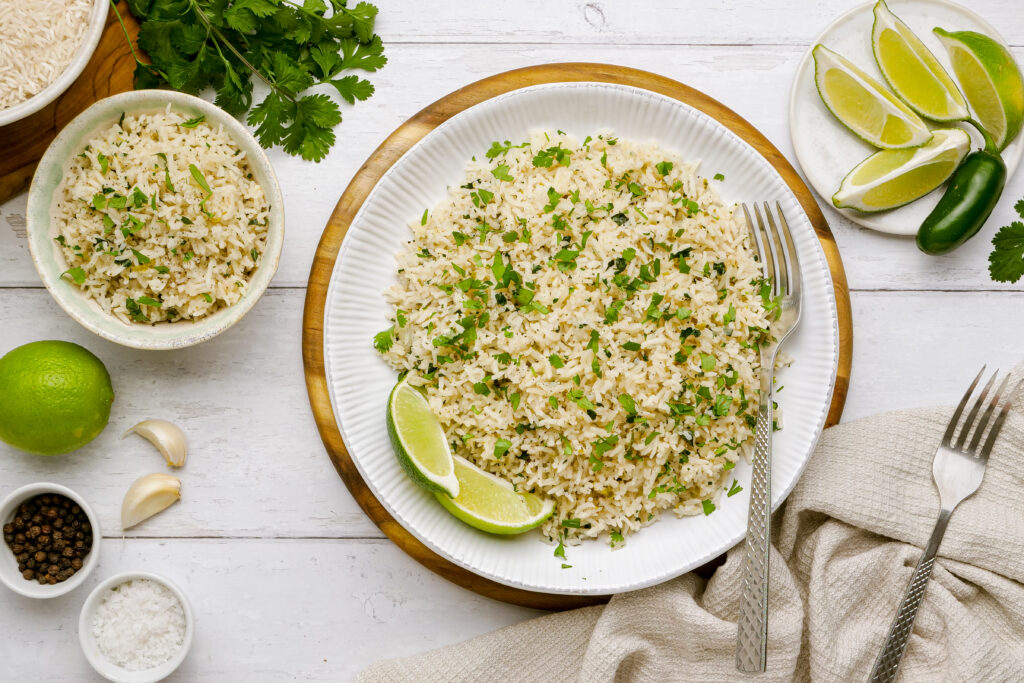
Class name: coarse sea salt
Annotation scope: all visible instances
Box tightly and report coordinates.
[91,578,186,671]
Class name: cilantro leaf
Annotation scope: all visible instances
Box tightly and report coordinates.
[118,0,384,161]
[989,220,1024,283]
[329,75,375,104]
[372,326,394,353]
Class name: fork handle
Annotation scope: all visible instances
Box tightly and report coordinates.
[869,509,952,683]
[735,395,774,672]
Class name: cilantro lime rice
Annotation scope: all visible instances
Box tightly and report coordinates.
[377,131,773,545]
[53,107,269,324]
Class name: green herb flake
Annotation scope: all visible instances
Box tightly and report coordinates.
[97,153,109,175]
[655,161,673,176]
[491,164,514,182]
[702,499,716,515]
[155,152,175,192]
[137,296,162,307]
[61,267,86,284]
[727,480,743,497]
[372,327,394,352]
[493,438,512,458]
[700,353,716,372]
[713,173,725,181]
[179,115,206,129]
[548,354,565,368]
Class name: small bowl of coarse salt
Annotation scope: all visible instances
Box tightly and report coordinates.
[79,572,194,683]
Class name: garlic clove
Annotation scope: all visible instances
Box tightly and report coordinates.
[123,419,188,468]
[122,473,182,530]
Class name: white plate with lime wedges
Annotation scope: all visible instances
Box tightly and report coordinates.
[790,0,1023,235]
[322,81,840,595]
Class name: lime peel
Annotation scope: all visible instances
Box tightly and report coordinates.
[386,377,459,498]
[833,128,970,212]
[871,0,968,123]
[813,43,932,149]
[934,27,1024,151]
[436,456,555,535]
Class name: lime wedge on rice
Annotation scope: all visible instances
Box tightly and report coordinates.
[833,128,970,212]
[436,456,555,535]
[813,44,932,149]
[386,376,459,498]
[871,0,968,122]
[933,28,1024,151]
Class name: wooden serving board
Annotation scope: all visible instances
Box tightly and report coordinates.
[0,3,140,204]
[302,63,854,610]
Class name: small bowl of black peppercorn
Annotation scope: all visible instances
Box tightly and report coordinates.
[0,483,100,598]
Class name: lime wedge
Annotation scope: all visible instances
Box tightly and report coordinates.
[436,456,555,535]
[871,1,968,122]
[813,44,932,149]
[833,128,970,212]
[934,28,1024,151]
[386,376,459,497]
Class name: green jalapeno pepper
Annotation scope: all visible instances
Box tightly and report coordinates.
[917,135,1006,255]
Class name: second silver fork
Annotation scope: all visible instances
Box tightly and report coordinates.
[869,367,1020,682]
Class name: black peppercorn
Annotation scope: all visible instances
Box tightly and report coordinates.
[4,493,92,585]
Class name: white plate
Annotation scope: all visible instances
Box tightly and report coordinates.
[789,0,1023,235]
[324,82,840,595]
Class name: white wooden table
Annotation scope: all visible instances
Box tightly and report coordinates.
[2,1,1022,679]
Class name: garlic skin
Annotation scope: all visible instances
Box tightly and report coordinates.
[123,419,188,467]
[122,473,182,530]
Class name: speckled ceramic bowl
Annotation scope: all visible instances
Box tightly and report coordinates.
[0,0,108,128]
[26,90,284,350]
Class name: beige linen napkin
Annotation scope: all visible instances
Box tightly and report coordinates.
[359,370,1024,682]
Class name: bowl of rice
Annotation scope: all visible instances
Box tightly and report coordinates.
[26,90,284,350]
[0,0,109,127]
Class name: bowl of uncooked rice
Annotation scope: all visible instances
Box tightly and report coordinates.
[27,90,284,350]
[377,131,776,545]
[0,0,108,126]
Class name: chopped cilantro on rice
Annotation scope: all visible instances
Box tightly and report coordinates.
[378,131,772,545]
[53,107,269,324]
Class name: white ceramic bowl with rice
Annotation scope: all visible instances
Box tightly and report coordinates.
[0,482,101,599]
[79,571,194,683]
[0,0,109,127]
[26,90,284,350]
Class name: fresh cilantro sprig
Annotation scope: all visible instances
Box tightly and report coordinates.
[988,199,1024,283]
[116,0,386,161]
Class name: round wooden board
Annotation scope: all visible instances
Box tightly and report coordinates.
[302,63,853,610]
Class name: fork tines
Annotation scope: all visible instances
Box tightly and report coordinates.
[943,367,1021,459]
[742,202,801,301]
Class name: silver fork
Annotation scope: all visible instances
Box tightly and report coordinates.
[735,203,803,673]
[869,368,1020,682]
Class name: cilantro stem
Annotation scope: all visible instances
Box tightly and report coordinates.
[109,0,162,78]
[186,0,296,103]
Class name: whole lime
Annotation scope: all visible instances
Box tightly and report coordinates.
[0,341,114,455]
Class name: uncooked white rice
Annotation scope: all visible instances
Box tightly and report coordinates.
[379,132,774,544]
[0,0,93,111]
[53,107,269,324]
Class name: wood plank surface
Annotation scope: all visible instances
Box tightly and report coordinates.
[0,0,1021,676]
